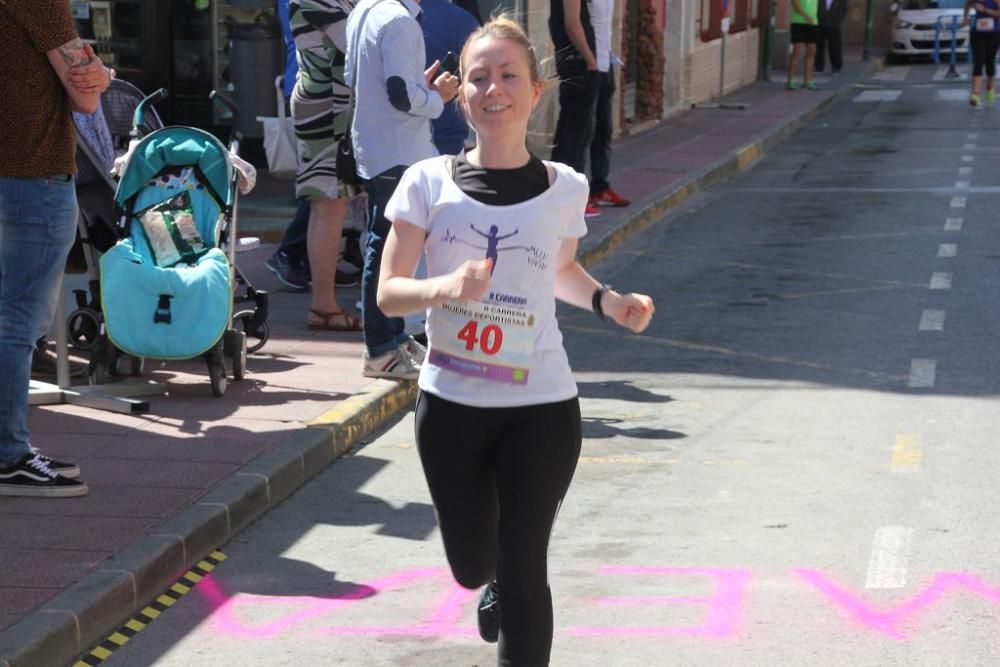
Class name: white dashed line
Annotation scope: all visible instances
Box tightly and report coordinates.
[930,272,953,289]
[958,166,973,175]
[908,359,937,388]
[950,196,966,208]
[944,217,963,231]
[852,90,902,103]
[955,181,970,188]
[938,243,958,257]
[968,133,979,140]
[919,309,946,331]
[962,155,975,162]
[963,143,976,150]
[865,527,914,589]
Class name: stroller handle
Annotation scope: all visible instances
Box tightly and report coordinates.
[210,90,243,150]
[131,88,169,139]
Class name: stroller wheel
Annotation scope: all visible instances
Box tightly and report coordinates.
[207,346,227,397]
[67,308,101,351]
[232,309,269,354]
[224,330,248,381]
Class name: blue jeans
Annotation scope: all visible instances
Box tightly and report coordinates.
[361,166,409,357]
[278,199,310,268]
[0,176,78,466]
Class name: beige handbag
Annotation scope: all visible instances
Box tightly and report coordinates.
[256,75,298,179]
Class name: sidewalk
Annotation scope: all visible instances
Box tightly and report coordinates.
[0,54,882,667]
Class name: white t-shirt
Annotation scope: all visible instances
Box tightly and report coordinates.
[384,156,589,408]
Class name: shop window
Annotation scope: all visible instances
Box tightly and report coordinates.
[699,0,722,41]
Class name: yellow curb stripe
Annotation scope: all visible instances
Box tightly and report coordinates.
[75,550,227,665]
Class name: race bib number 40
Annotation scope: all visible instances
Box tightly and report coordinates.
[428,300,535,384]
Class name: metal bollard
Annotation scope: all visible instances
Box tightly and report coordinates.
[933,18,942,64]
[947,15,960,78]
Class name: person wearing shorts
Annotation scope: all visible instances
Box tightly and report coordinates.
[965,0,1000,106]
[377,17,655,666]
[788,0,819,91]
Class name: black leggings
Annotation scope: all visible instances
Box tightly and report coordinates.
[972,31,1000,77]
[414,390,582,667]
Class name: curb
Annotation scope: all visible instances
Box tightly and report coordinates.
[0,63,881,667]
[0,379,415,667]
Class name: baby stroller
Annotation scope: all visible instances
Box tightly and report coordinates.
[71,81,269,374]
[90,87,265,396]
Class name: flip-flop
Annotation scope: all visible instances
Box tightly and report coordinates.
[307,309,361,331]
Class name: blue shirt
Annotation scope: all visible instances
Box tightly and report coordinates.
[278,0,297,99]
[346,0,444,178]
[420,0,479,154]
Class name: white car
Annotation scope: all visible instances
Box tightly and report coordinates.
[890,0,969,60]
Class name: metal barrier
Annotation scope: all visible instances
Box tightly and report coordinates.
[933,15,961,78]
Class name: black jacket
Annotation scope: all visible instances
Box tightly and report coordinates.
[818,0,847,26]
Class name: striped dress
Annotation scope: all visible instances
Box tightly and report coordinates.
[289,0,356,200]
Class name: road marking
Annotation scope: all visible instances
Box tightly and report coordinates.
[891,434,924,473]
[944,217,963,231]
[955,181,969,188]
[852,89,902,102]
[934,67,969,81]
[919,309,946,331]
[938,243,958,257]
[967,133,979,140]
[874,67,910,81]
[908,359,937,388]
[962,155,975,162]
[865,527,914,589]
[949,196,966,208]
[963,143,976,150]
[958,166,972,175]
[936,88,971,100]
[930,272,952,289]
[75,551,227,666]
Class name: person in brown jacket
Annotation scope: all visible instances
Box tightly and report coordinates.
[0,0,112,497]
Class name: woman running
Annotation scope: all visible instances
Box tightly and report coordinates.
[965,0,1000,107]
[376,17,654,666]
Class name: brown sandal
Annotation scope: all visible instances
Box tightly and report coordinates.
[307,309,362,331]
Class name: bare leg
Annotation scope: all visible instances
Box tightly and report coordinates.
[788,44,801,85]
[307,197,348,314]
[805,44,816,83]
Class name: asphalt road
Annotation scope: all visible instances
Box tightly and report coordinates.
[98,64,1000,666]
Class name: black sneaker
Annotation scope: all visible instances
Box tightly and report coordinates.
[265,251,310,291]
[477,581,501,643]
[29,447,80,479]
[0,453,88,497]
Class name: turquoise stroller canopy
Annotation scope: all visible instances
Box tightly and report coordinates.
[115,127,233,209]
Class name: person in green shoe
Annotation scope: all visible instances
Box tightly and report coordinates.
[788,0,819,91]
[964,0,1000,107]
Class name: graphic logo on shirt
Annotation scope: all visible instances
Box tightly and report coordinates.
[442,223,550,274]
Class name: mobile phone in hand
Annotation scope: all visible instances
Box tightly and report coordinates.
[441,51,459,76]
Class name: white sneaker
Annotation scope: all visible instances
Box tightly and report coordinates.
[404,336,427,365]
[363,345,420,381]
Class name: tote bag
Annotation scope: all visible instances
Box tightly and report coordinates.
[257,76,298,179]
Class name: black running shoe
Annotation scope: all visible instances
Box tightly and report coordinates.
[29,447,80,479]
[0,453,88,497]
[477,581,501,643]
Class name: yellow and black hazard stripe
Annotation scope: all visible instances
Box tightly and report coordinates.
[74,550,227,667]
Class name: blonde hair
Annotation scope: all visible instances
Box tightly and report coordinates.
[459,15,541,84]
